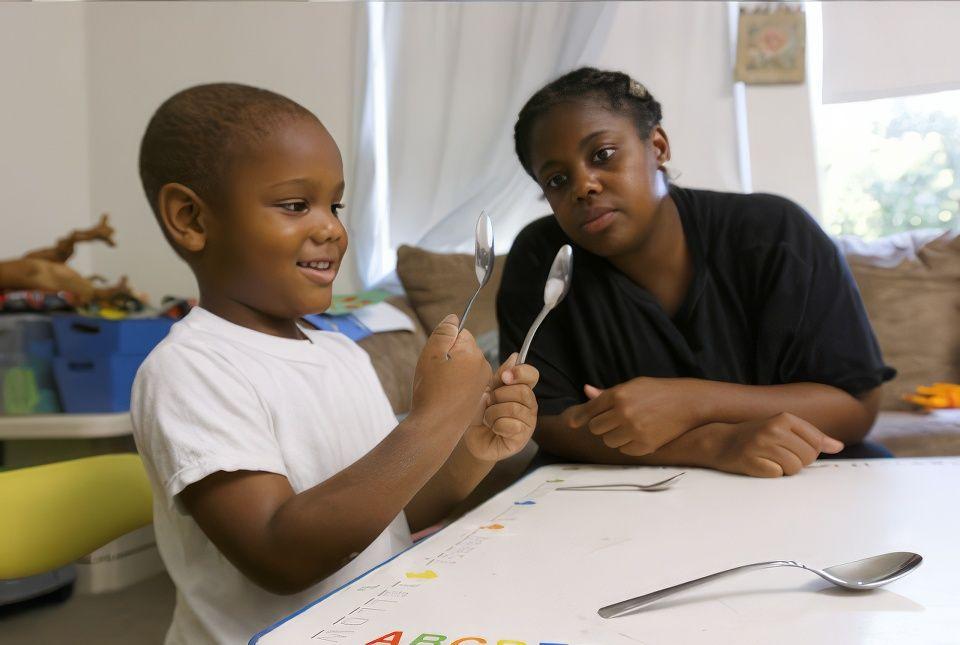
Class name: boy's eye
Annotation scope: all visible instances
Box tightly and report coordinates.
[278,200,309,214]
[593,147,615,163]
[545,174,567,189]
[331,203,345,218]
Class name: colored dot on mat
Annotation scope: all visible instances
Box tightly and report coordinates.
[546,479,564,483]
[482,523,505,530]
[405,570,438,579]
[514,500,536,506]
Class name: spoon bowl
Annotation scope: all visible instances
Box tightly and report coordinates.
[818,551,922,589]
[458,211,494,333]
[517,244,573,364]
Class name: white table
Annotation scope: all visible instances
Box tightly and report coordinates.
[252,459,960,645]
[0,413,133,468]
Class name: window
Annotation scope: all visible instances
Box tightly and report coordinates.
[816,90,960,238]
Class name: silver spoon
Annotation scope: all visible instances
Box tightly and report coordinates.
[517,244,573,364]
[458,211,494,333]
[598,551,922,619]
[557,472,684,492]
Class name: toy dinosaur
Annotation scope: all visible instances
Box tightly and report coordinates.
[0,214,135,307]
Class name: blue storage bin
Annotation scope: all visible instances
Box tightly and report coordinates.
[53,354,147,413]
[52,316,173,358]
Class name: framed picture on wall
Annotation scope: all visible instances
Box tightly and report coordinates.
[734,6,806,85]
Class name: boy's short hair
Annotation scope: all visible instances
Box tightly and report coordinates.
[138,83,315,250]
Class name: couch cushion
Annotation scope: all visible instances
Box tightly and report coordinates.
[838,229,960,410]
[356,296,426,415]
[396,245,506,339]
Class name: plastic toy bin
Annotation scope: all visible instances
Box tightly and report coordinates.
[51,316,173,357]
[51,316,174,413]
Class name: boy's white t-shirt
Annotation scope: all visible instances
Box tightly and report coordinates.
[131,307,412,645]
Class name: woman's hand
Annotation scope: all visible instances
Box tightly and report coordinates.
[707,413,844,477]
[563,377,708,456]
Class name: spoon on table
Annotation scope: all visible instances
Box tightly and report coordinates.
[517,244,573,364]
[458,211,495,333]
[557,472,685,492]
[598,551,922,619]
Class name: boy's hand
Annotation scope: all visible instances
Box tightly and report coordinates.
[463,353,539,462]
[709,413,844,477]
[563,377,706,456]
[410,314,492,432]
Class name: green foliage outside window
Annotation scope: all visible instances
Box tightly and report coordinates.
[818,91,960,238]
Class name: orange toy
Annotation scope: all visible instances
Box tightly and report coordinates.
[903,382,960,410]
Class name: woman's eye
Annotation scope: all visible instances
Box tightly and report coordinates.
[278,200,309,213]
[332,203,345,217]
[546,174,567,189]
[593,147,615,163]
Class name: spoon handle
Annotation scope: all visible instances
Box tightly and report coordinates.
[457,286,483,333]
[598,560,796,619]
[517,304,551,365]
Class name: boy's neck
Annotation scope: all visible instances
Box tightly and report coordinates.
[198,289,307,340]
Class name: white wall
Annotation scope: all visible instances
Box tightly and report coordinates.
[743,84,821,216]
[740,0,822,218]
[85,1,362,302]
[0,3,93,274]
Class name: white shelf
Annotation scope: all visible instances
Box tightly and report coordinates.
[0,412,133,440]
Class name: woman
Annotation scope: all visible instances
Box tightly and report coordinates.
[497,67,895,477]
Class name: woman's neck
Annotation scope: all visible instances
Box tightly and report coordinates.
[609,189,694,317]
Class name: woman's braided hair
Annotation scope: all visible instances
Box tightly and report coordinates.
[514,67,663,177]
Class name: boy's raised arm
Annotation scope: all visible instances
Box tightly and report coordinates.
[179,315,491,595]
[404,353,539,532]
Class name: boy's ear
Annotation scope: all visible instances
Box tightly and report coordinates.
[157,183,208,254]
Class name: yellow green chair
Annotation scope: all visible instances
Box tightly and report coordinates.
[0,454,153,580]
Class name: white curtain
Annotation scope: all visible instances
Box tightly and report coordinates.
[348,1,616,289]
[822,1,960,104]
[346,1,743,289]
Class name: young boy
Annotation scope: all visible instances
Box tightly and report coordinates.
[132,83,539,645]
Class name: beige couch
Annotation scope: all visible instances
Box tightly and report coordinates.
[359,229,960,458]
[838,229,960,454]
